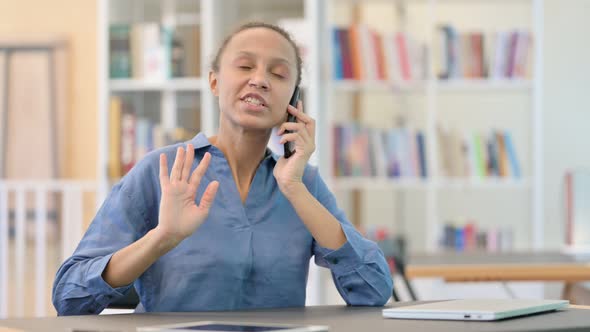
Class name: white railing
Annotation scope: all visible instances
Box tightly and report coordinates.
[0,180,99,318]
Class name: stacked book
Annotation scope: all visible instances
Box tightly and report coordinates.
[333,123,427,179]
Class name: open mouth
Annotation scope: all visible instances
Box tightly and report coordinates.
[240,93,267,108]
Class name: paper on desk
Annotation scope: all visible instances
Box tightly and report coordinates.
[0,328,23,332]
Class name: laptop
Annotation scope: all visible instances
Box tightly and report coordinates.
[382,299,569,321]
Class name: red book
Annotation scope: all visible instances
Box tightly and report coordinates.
[565,171,573,245]
[121,110,136,174]
[471,33,484,78]
[396,32,411,81]
[372,31,387,81]
[506,31,519,78]
[464,223,477,251]
[339,29,353,79]
[348,25,363,80]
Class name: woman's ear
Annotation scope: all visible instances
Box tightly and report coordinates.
[209,71,219,96]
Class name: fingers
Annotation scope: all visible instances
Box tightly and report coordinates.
[278,132,301,145]
[277,122,311,142]
[277,121,304,134]
[284,101,315,139]
[182,144,194,182]
[159,153,169,185]
[286,100,313,125]
[189,152,212,191]
[279,130,316,155]
[170,146,185,182]
[198,180,219,213]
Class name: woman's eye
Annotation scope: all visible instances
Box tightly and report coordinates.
[272,73,285,79]
[239,66,252,70]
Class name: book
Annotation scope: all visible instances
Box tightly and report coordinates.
[565,170,590,247]
[438,128,521,179]
[130,23,168,80]
[332,123,427,179]
[172,25,201,77]
[330,24,427,83]
[440,221,514,252]
[109,24,132,78]
[108,97,122,178]
[332,28,344,80]
[436,26,532,80]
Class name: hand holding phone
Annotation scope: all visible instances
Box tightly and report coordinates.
[283,86,300,159]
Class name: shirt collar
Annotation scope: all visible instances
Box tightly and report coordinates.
[189,133,280,162]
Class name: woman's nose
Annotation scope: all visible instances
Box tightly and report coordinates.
[248,69,269,90]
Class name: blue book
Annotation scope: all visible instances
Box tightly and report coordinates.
[487,134,499,176]
[416,131,427,178]
[387,130,400,177]
[504,131,521,178]
[332,28,344,80]
[455,227,465,252]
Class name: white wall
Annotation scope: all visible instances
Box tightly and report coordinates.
[543,0,590,249]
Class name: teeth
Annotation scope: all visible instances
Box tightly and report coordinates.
[244,97,263,106]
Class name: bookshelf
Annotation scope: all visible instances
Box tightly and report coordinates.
[98,0,545,250]
[97,0,544,304]
[321,0,544,253]
[109,78,204,92]
[98,0,212,200]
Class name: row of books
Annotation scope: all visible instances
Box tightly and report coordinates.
[333,124,428,178]
[331,25,428,83]
[440,222,514,252]
[108,97,198,178]
[109,23,200,80]
[436,25,532,80]
[438,127,521,179]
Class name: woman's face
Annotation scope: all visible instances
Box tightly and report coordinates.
[209,28,298,131]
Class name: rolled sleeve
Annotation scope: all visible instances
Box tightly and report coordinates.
[313,232,363,275]
[85,254,134,305]
[52,160,156,315]
[309,167,393,306]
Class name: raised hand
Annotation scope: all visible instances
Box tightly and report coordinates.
[274,100,316,196]
[155,144,219,248]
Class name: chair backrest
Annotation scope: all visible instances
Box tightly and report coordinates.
[376,236,417,301]
[108,287,140,309]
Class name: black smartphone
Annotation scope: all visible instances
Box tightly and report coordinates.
[283,86,300,158]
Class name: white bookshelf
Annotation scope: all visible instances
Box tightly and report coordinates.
[109,78,204,92]
[97,0,544,305]
[436,177,532,189]
[333,80,427,93]
[331,177,430,191]
[331,177,531,191]
[321,0,544,252]
[436,79,533,92]
[98,0,216,203]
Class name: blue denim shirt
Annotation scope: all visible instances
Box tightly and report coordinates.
[52,133,393,315]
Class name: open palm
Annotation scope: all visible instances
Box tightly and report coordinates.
[156,145,219,247]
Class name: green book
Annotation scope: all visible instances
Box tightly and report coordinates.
[109,24,131,78]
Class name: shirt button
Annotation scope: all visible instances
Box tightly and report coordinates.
[346,287,352,293]
[331,258,339,264]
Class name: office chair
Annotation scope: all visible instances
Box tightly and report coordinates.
[107,286,140,309]
[377,237,418,302]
